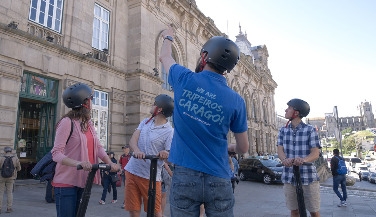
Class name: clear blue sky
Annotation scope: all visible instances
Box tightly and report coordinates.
[195,0,376,118]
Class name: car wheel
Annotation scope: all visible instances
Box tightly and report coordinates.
[263,174,271,184]
[239,171,246,181]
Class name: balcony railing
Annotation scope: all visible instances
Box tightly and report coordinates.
[84,49,110,64]
[27,22,62,45]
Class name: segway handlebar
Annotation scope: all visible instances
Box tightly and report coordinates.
[131,153,159,160]
[76,164,111,170]
[276,162,313,167]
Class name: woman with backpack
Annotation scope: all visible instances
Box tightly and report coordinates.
[51,83,119,217]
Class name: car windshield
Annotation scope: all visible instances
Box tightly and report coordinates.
[362,172,369,175]
[260,159,279,167]
[351,158,362,163]
[359,167,368,170]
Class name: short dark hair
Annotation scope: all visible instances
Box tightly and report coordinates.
[333,149,340,155]
[207,62,226,74]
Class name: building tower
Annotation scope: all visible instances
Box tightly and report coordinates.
[359,101,375,128]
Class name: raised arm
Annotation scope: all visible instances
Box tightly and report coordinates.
[159,24,176,73]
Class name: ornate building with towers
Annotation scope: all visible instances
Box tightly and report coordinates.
[0,0,278,178]
[321,101,376,137]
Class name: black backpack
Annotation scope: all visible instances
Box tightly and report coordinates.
[1,156,15,178]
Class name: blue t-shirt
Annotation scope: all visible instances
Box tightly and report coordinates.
[168,64,248,179]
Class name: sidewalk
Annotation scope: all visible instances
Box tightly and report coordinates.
[11,178,376,217]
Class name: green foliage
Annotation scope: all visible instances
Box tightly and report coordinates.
[341,130,375,155]
[342,128,353,135]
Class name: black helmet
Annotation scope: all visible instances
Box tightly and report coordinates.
[287,98,310,117]
[3,146,12,153]
[155,94,174,118]
[63,83,92,108]
[201,36,240,72]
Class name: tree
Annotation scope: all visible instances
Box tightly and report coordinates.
[341,130,375,156]
[342,127,353,135]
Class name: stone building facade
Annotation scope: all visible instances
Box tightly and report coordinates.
[0,0,277,177]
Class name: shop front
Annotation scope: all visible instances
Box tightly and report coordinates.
[16,72,58,179]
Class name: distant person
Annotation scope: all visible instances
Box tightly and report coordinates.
[358,171,362,182]
[277,99,321,217]
[124,94,174,217]
[51,83,119,217]
[119,145,131,185]
[119,144,131,209]
[330,149,347,207]
[99,152,118,204]
[0,147,21,213]
[159,24,249,217]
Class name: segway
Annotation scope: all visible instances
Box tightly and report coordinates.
[143,155,160,217]
[293,162,313,217]
[278,162,313,217]
[76,164,111,217]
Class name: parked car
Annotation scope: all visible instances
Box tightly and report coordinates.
[238,157,282,184]
[355,164,369,174]
[365,155,372,161]
[368,172,376,184]
[360,171,370,181]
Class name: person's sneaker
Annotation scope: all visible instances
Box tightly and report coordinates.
[6,208,13,213]
[99,200,105,205]
[341,201,347,207]
[121,204,125,209]
[111,200,117,204]
[337,201,342,207]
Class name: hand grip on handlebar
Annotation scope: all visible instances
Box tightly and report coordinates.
[131,153,159,160]
[76,164,111,170]
[276,162,313,167]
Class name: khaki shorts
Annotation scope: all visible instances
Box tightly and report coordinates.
[124,171,162,213]
[283,181,320,213]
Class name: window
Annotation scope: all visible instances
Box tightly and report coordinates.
[20,72,58,102]
[29,0,63,32]
[92,4,109,50]
[91,90,109,150]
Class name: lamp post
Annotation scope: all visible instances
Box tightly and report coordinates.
[333,106,344,157]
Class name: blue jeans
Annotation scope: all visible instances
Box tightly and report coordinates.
[333,174,347,201]
[169,166,234,217]
[101,175,117,201]
[54,187,84,217]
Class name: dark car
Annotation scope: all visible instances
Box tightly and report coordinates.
[361,171,370,181]
[369,172,376,184]
[238,157,282,184]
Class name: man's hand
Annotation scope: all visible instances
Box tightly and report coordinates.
[293,157,305,166]
[133,150,145,159]
[161,24,175,39]
[158,150,169,160]
[282,158,294,167]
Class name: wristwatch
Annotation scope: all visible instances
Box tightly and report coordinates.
[164,35,174,42]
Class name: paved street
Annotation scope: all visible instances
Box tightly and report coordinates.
[7,177,376,217]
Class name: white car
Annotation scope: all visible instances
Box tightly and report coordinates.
[355,165,369,174]
[365,155,372,161]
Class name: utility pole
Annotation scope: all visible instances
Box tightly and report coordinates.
[333,106,343,157]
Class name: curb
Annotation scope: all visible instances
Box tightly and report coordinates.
[320,183,376,193]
